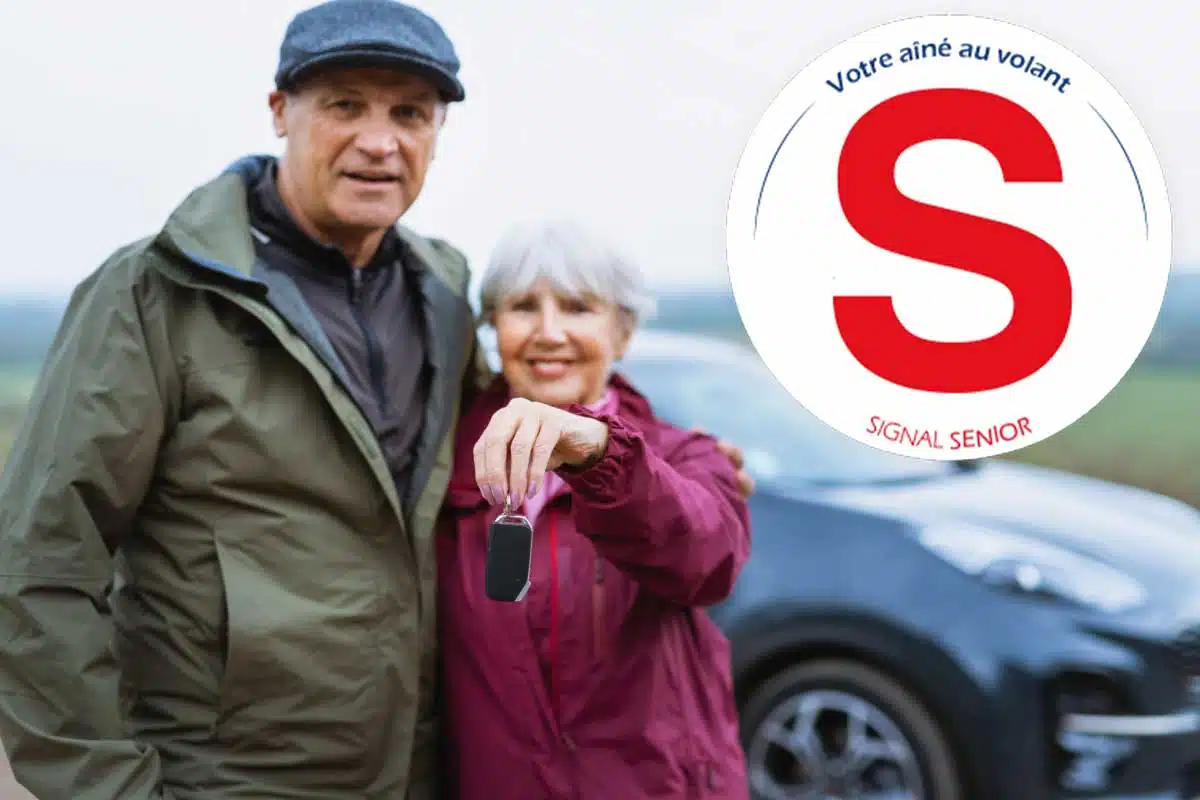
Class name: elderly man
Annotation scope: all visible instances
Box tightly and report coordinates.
[0,1,752,798]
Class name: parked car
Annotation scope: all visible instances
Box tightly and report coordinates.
[482,326,1200,799]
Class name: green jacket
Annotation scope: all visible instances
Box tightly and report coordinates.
[0,157,492,799]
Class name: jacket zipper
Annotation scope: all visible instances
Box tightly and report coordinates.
[548,512,561,722]
[348,269,387,409]
[593,556,607,660]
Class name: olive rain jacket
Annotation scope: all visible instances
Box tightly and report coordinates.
[0,156,490,799]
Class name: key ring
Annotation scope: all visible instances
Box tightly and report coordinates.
[495,494,531,527]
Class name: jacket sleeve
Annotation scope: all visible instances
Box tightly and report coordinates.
[557,408,751,607]
[0,261,177,799]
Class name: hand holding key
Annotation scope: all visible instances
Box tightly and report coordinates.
[473,397,609,507]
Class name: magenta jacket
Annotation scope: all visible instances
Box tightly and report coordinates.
[435,372,752,799]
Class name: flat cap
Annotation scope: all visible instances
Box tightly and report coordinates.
[275,0,465,102]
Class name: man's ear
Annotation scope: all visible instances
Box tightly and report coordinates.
[268,90,289,137]
[431,103,450,160]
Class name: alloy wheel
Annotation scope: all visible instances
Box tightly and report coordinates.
[747,688,926,799]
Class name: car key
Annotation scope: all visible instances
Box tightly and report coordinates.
[485,496,534,602]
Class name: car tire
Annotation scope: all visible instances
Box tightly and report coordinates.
[740,658,962,799]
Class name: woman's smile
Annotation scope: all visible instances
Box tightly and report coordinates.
[527,358,574,380]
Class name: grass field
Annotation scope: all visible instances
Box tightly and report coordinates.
[1001,368,1199,507]
[0,366,38,464]
[0,364,1197,509]
[0,368,36,406]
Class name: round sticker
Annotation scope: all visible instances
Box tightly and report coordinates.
[726,14,1171,460]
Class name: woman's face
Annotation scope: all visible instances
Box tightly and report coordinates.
[493,278,631,407]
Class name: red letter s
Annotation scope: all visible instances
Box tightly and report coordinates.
[835,88,1072,393]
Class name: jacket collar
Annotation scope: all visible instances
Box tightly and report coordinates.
[153,161,262,288]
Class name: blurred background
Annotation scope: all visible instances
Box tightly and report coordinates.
[0,2,1195,798]
[0,0,1194,509]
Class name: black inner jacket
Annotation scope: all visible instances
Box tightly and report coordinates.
[246,163,431,506]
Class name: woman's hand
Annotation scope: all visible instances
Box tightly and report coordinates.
[692,427,756,498]
[473,397,609,507]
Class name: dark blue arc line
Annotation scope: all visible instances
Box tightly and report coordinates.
[753,102,815,238]
[1089,103,1148,240]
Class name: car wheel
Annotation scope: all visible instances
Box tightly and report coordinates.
[740,658,962,800]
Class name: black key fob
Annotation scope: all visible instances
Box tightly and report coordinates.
[485,501,533,602]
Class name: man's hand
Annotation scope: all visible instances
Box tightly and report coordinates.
[474,397,609,507]
[695,428,755,498]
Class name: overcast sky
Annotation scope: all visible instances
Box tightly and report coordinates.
[0,0,1193,299]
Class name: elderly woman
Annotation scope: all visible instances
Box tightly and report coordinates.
[435,219,752,799]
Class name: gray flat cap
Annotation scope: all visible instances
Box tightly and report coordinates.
[275,0,465,102]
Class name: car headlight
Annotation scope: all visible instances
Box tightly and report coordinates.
[917,523,1146,614]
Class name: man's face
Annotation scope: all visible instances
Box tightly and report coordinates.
[269,67,445,239]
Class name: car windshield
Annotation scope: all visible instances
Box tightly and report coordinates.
[618,353,952,488]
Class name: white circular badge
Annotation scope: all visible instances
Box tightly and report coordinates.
[726,14,1171,460]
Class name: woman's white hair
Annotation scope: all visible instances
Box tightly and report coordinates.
[478,219,657,332]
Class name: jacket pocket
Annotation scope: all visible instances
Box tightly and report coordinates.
[210,531,387,753]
